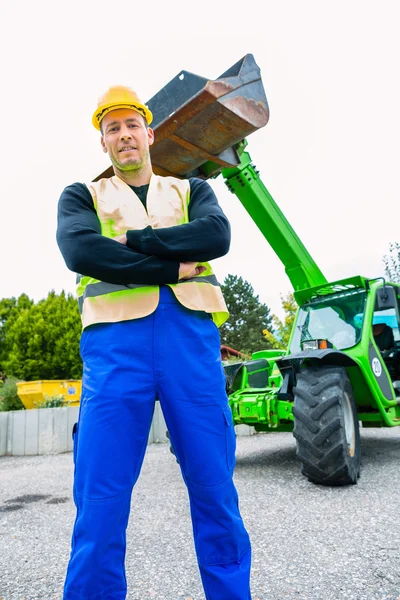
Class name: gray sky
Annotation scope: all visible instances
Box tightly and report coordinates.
[1,0,399,318]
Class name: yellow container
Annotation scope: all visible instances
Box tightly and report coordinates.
[17,380,82,409]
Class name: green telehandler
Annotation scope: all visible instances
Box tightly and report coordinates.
[96,54,400,486]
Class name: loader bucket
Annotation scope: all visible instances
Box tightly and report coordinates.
[94,53,269,181]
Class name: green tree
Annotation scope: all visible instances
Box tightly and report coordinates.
[0,294,33,375]
[263,293,297,349]
[3,291,82,380]
[220,274,273,354]
[383,242,400,284]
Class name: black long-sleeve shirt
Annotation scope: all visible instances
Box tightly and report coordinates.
[56,177,231,286]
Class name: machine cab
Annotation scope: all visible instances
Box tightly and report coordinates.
[371,284,400,391]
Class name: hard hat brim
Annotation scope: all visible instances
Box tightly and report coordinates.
[92,102,153,130]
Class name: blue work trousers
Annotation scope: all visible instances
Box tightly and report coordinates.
[63,286,251,600]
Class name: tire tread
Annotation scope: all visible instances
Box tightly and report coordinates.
[293,366,360,486]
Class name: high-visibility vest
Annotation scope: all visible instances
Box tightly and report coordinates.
[77,174,229,329]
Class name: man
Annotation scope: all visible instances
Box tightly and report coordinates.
[372,322,395,352]
[57,85,252,600]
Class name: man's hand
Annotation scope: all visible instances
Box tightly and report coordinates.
[112,238,205,281]
[114,234,127,245]
[179,262,207,280]
[112,239,205,281]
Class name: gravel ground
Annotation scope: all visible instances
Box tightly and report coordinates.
[1,429,400,600]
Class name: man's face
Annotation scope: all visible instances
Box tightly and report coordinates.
[100,108,154,173]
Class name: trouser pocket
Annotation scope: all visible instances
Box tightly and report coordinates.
[72,422,78,465]
[222,404,236,472]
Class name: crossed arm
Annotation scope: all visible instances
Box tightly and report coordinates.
[56,179,230,286]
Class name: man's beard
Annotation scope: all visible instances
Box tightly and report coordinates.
[113,149,149,172]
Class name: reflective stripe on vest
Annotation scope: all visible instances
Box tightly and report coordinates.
[77,175,229,328]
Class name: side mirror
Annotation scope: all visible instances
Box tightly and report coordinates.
[376,286,398,310]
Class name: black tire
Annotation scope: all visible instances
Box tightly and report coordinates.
[293,366,360,486]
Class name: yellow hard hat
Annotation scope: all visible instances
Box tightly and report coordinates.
[92,85,153,130]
